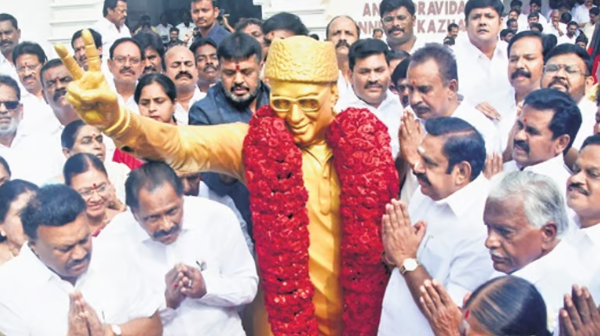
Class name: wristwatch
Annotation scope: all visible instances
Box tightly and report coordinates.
[111,324,122,336]
[399,258,419,276]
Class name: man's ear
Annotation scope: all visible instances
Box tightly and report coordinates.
[540,222,558,249]
[453,161,473,186]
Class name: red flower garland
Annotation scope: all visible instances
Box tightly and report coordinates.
[244,106,398,335]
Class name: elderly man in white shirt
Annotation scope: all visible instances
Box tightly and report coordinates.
[336,38,402,158]
[483,171,591,333]
[92,0,131,60]
[504,89,581,195]
[0,75,63,185]
[164,46,205,125]
[0,184,163,336]
[454,0,512,118]
[97,162,258,336]
[108,37,144,113]
[378,117,494,336]
[541,43,595,166]
[326,16,360,104]
[547,10,569,38]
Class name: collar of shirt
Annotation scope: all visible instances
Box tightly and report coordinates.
[175,87,206,125]
[521,154,566,173]
[512,239,573,284]
[98,17,128,34]
[434,174,489,217]
[581,223,600,246]
[458,35,507,62]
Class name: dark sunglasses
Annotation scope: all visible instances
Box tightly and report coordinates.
[0,101,19,110]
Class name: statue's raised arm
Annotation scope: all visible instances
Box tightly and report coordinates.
[54,30,246,181]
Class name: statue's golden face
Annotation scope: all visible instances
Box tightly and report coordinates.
[270,79,338,148]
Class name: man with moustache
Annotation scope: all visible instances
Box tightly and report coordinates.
[189,32,269,240]
[337,38,402,158]
[547,10,568,38]
[234,18,266,61]
[133,32,165,75]
[0,14,21,81]
[97,162,258,335]
[190,38,219,93]
[190,0,230,46]
[541,44,595,164]
[504,89,581,196]
[0,75,64,185]
[326,15,360,104]
[108,37,144,112]
[565,134,600,274]
[12,42,61,137]
[92,0,131,60]
[398,43,500,205]
[164,45,205,125]
[379,117,494,336]
[558,21,579,44]
[499,31,544,153]
[454,0,513,121]
[0,185,163,336]
[391,58,411,107]
[379,0,425,54]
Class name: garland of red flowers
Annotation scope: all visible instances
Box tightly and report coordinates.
[244,106,399,335]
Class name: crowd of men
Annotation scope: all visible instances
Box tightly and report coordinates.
[0,0,600,334]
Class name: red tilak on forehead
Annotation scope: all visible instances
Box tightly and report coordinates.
[464,309,470,319]
[236,62,240,71]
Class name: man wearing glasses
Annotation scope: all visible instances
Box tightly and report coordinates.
[107,37,144,113]
[542,44,596,165]
[379,0,424,54]
[0,75,64,185]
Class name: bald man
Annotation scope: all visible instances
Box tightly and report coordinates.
[326,15,361,103]
[164,45,206,125]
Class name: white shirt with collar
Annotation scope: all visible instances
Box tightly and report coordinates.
[92,17,131,60]
[0,52,18,81]
[504,155,570,194]
[453,35,512,117]
[546,22,568,38]
[20,94,63,137]
[0,243,160,336]
[379,175,495,336]
[453,97,503,154]
[336,90,402,158]
[567,220,600,274]
[96,196,258,336]
[573,4,596,24]
[109,79,139,113]
[175,87,206,125]
[177,23,195,42]
[0,127,64,186]
[490,240,591,333]
[336,70,353,105]
[572,98,597,150]
[558,34,578,45]
[155,23,173,43]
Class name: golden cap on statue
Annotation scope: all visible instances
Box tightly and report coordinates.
[265,36,339,83]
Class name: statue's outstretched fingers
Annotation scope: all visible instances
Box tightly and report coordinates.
[83,29,101,73]
[55,44,84,80]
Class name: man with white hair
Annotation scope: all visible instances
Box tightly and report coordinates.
[483,171,591,330]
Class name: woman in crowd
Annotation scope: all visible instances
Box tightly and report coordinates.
[0,180,39,265]
[419,276,551,336]
[134,73,178,125]
[60,120,129,210]
[64,153,121,236]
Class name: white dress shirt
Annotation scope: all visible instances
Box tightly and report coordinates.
[336,90,402,158]
[567,221,600,274]
[97,196,258,336]
[336,71,353,106]
[177,23,195,42]
[20,94,63,137]
[379,175,494,336]
[453,98,503,154]
[573,4,596,24]
[572,98,597,150]
[546,22,568,38]
[454,36,513,118]
[92,17,131,60]
[198,181,254,254]
[490,240,592,333]
[0,243,160,336]
[175,87,206,125]
[559,34,578,45]
[155,23,173,43]
[0,127,64,186]
[504,155,570,193]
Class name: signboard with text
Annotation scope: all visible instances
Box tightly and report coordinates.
[326,0,467,43]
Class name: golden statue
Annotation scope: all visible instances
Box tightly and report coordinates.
[55,30,398,336]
